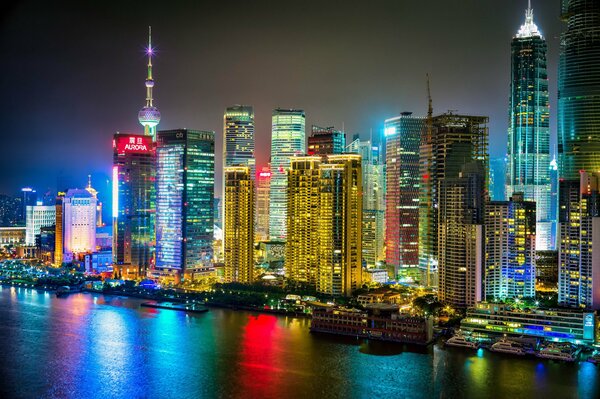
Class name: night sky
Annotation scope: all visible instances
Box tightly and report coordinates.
[0,0,562,202]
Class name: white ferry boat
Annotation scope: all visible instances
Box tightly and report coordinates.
[536,344,576,362]
[587,352,600,364]
[446,333,479,349]
[490,338,526,356]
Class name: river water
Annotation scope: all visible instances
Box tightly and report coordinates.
[0,286,598,399]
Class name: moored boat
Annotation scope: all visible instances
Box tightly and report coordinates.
[536,344,576,362]
[490,338,526,356]
[446,333,479,349]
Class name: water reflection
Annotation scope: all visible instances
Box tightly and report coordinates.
[0,287,598,399]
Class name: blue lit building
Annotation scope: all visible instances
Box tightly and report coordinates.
[155,129,215,281]
[223,105,255,178]
[506,4,552,250]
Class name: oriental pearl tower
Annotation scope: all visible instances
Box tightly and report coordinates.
[138,26,161,141]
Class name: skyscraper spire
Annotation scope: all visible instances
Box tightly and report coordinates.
[138,26,161,140]
[516,0,542,38]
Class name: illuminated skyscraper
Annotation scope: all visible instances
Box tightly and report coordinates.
[419,113,489,287]
[112,29,159,279]
[286,156,322,285]
[307,125,346,155]
[20,188,37,225]
[558,171,600,309]
[223,105,255,178]
[53,192,64,266]
[255,167,271,241]
[384,112,425,281]
[112,134,156,278]
[138,27,161,140]
[224,166,254,283]
[85,175,103,228]
[269,108,306,240]
[507,3,552,250]
[558,0,600,181]
[346,136,385,268]
[156,129,215,281]
[485,193,536,300]
[317,154,362,296]
[438,161,485,308]
[63,189,97,260]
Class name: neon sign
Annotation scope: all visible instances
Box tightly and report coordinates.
[115,135,153,154]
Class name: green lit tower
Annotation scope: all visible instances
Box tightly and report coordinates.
[138,27,161,140]
[507,1,552,250]
[558,0,600,179]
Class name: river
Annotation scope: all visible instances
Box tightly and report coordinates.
[0,286,598,398]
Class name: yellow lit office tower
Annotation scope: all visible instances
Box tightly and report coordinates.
[286,156,322,285]
[54,192,65,267]
[318,154,363,296]
[224,166,254,283]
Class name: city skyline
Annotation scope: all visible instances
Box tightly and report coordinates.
[0,0,563,196]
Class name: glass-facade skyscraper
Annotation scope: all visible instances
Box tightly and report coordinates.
[223,105,255,178]
[269,108,306,240]
[155,129,215,281]
[384,113,425,281]
[558,0,600,181]
[506,4,552,250]
[307,125,346,155]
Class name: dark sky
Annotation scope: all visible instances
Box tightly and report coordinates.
[0,0,562,201]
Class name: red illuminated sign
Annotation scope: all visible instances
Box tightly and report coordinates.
[258,172,271,178]
[115,135,153,154]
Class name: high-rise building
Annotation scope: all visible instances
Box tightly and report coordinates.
[384,112,425,281]
[269,108,306,240]
[506,3,552,250]
[138,27,161,140]
[25,204,55,246]
[223,105,255,178]
[550,157,559,246]
[485,192,536,301]
[419,112,489,288]
[438,162,486,308]
[317,154,362,296]
[63,189,97,260]
[558,171,600,309]
[20,188,37,225]
[113,29,159,279]
[85,176,103,228]
[346,136,385,268]
[112,134,156,277]
[558,0,600,181]
[489,157,507,201]
[307,125,346,156]
[53,192,64,266]
[286,156,322,285]
[255,167,271,241]
[224,166,254,283]
[156,129,215,281]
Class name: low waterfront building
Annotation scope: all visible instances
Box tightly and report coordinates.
[363,268,388,285]
[310,304,433,345]
[356,291,401,306]
[461,302,596,345]
[0,227,25,247]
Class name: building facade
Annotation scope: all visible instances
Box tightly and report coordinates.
[384,113,425,281]
[307,125,346,156]
[347,136,385,268]
[558,171,600,309]
[419,113,489,288]
[156,129,215,280]
[223,105,255,178]
[269,108,306,240]
[63,189,97,259]
[25,204,55,246]
[438,162,486,308]
[224,166,254,283]
[558,0,600,181]
[112,134,156,277]
[485,193,536,300]
[255,167,271,241]
[507,4,552,250]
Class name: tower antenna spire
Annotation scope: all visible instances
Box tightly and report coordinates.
[138,26,161,139]
[146,26,153,106]
[426,73,433,119]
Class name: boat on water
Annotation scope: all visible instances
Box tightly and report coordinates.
[490,338,526,356]
[536,344,576,362]
[446,333,479,349]
[55,286,71,298]
[587,352,600,364]
[140,301,209,314]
